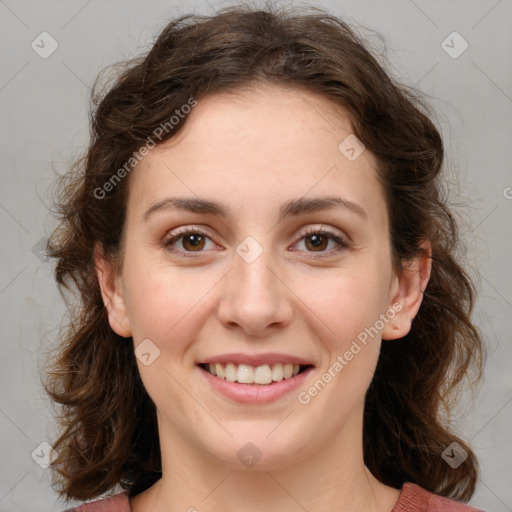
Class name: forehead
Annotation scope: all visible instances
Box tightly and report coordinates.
[127,84,386,227]
[153,84,363,168]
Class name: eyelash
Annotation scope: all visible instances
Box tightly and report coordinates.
[163,226,351,259]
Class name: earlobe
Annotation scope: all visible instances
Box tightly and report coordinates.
[94,244,132,338]
[382,241,432,341]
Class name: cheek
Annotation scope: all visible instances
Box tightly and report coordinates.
[302,267,388,342]
[293,270,386,428]
[301,267,388,388]
[304,280,384,404]
[123,258,219,346]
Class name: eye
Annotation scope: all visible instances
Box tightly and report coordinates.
[164,227,217,257]
[163,225,351,258]
[293,225,350,257]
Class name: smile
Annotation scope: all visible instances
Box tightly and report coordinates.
[198,362,312,384]
[196,354,315,403]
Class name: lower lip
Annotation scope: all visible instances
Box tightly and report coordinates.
[197,365,314,404]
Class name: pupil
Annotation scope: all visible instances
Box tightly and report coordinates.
[308,234,326,250]
[185,234,203,250]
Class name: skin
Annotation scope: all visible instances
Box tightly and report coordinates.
[96,84,431,512]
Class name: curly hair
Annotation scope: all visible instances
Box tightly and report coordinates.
[42,2,486,503]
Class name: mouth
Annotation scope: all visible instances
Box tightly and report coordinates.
[196,353,315,403]
[197,362,314,385]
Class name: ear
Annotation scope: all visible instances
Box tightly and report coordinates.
[382,240,432,340]
[94,243,132,338]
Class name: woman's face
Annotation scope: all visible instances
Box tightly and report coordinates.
[99,84,412,471]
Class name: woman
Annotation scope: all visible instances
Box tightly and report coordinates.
[44,4,486,511]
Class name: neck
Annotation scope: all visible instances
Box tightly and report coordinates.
[130,402,400,512]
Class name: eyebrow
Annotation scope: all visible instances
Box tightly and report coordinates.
[143,195,367,222]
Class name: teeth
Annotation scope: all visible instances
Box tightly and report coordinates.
[203,362,306,384]
[237,364,254,384]
[254,364,272,384]
[215,363,225,379]
[225,363,237,382]
[272,363,283,381]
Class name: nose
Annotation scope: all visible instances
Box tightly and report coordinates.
[216,246,293,337]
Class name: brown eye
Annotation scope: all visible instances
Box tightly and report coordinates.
[164,227,216,256]
[304,233,329,252]
[294,227,350,257]
[181,233,206,251]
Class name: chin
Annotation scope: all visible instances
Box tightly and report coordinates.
[204,429,310,471]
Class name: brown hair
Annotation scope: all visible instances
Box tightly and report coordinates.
[43,2,486,503]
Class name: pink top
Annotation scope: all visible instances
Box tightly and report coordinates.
[64,482,487,511]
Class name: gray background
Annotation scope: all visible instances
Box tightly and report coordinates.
[1,0,511,510]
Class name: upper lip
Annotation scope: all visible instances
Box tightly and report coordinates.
[197,353,314,367]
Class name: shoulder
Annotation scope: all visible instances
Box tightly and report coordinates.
[393,482,487,512]
[62,490,131,512]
